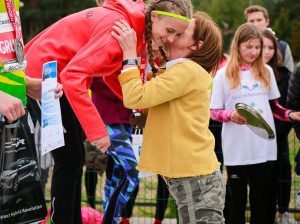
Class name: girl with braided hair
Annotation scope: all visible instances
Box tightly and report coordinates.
[112,11,225,223]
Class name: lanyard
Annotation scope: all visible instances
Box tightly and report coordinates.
[4,0,25,66]
[139,31,148,84]
[134,32,148,114]
[5,0,23,41]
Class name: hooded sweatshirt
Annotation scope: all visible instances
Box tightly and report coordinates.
[25,0,145,142]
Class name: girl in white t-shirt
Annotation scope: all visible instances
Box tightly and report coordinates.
[210,23,300,224]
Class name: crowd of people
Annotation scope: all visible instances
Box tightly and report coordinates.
[1,0,300,224]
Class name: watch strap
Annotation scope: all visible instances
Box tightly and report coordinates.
[122,59,138,67]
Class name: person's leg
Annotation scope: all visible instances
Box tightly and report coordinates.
[50,94,85,224]
[85,167,98,208]
[102,124,140,224]
[154,175,170,223]
[227,165,248,224]
[103,155,119,213]
[209,119,224,170]
[276,134,292,214]
[120,184,139,223]
[249,162,276,224]
[40,168,49,195]
[167,172,225,224]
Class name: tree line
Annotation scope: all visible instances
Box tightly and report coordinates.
[20,0,300,61]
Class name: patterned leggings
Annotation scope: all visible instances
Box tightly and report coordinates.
[102,123,140,224]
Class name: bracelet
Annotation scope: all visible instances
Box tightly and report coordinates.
[122,59,138,67]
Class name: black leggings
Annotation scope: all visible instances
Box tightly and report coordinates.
[227,162,276,224]
[50,94,85,224]
[155,175,170,220]
[85,168,99,209]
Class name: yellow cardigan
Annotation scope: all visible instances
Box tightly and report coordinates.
[119,60,220,178]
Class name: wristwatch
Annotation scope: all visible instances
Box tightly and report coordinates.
[122,59,138,67]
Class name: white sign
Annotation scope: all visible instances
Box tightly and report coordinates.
[41,61,64,155]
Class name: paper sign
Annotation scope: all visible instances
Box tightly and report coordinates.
[41,61,64,155]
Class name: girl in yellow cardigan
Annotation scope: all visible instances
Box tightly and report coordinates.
[112,12,225,223]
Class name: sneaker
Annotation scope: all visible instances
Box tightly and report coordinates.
[277,212,297,224]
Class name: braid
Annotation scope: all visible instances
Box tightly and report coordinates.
[145,23,158,74]
[159,46,168,62]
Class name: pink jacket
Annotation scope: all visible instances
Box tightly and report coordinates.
[25,0,145,141]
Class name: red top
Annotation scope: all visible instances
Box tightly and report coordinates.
[25,0,145,141]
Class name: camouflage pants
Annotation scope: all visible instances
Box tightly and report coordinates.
[166,171,225,224]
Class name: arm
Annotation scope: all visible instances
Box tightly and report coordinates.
[118,68,183,109]
[210,109,247,125]
[210,109,232,123]
[270,98,300,122]
[269,99,290,121]
[59,17,130,151]
[25,76,63,101]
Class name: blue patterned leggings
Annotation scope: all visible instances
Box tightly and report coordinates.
[102,123,140,224]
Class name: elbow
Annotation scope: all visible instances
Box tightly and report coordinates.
[123,99,137,110]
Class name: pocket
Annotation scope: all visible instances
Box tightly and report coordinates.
[167,178,187,204]
[196,172,225,208]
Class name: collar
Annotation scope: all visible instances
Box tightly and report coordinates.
[240,64,252,71]
[166,58,189,69]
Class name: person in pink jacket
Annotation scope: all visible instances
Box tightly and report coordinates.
[24,0,192,223]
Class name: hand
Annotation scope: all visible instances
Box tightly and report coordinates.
[111,19,138,60]
[0,91,25,123]
[289,111,300,122]
[54,83,64,99]
[90,135,111,153]
[230,110,247,125]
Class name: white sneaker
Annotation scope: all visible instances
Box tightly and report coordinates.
[277,212,297,224]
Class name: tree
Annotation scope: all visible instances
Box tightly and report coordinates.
[20,0,97,43]
[192,0,262,53]
[290,21,300,61]
[272,7,292,42]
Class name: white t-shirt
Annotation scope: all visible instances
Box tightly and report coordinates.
[210,65,280,166]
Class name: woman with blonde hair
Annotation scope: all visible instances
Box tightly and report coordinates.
[210,23,300,223]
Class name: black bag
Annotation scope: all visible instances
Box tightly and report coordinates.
[0,113,47,224]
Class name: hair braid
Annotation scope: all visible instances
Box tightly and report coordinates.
[159,46,168,62]
[145,23,158,74]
